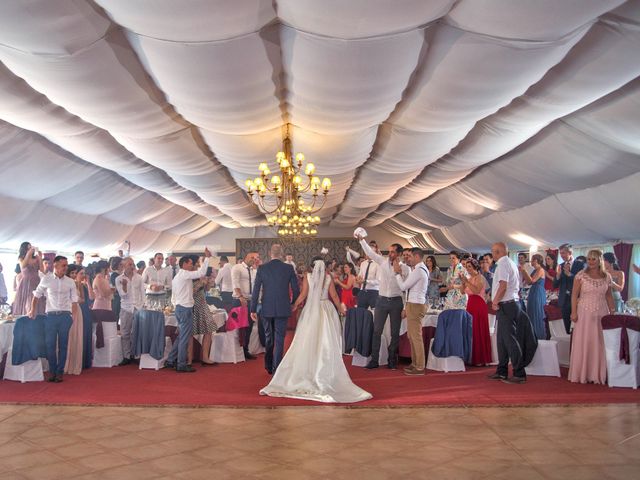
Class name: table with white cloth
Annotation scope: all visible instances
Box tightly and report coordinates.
[0,320,15,377]
[398,312,440,358]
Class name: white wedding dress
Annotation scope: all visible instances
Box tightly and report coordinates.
[260,261,372,403]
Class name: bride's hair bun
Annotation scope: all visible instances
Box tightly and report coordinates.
[310,255,324,265]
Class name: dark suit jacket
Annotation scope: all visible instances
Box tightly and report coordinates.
[553,259,584,307]
[250,259,299,318]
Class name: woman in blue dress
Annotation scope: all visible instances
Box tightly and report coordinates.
[76,267,95,369]
[521,254,547,340]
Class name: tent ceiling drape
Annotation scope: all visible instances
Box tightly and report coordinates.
[0,0,638,254]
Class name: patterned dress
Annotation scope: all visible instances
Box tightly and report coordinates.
[192,280,217,335]
[444,263,467,310]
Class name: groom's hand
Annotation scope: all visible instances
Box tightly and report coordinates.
[250,312,258,322]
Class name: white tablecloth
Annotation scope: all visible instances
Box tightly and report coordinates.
[164,308,227,329]
[0,321,15,357]
[399,313,440,336]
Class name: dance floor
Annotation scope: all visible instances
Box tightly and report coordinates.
[1,354,639,407]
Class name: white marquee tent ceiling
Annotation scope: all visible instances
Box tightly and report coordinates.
[0,0,639,254]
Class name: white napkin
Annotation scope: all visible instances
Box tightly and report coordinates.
[353,227,368,238]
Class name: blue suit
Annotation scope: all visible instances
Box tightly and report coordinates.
[553,259,584,333]
[251,259,299,373]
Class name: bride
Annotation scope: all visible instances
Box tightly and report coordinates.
[260,256,372,403]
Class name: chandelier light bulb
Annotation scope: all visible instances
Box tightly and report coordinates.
[271,175,281,185]
[280,158,290,169]
[276,151,285,162]
[296,153,305,164]
[305,163,315,175]
[258,162,268,172]
[321,178,331,190]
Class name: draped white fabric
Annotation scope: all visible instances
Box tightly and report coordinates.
[0,0,638,254]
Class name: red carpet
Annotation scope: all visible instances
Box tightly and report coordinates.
[1,354,638,407]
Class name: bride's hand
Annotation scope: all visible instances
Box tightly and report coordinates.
[339,304,347,316]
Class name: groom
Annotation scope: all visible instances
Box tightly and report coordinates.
[251,244,300,374]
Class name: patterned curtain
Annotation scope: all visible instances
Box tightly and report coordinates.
[237,238,362,269]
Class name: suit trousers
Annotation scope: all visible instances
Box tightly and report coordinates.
[496,301,526,378]
[560,293,572,334]
[262,316,288,374]
[357,289,379,309]
[167,305,192,368]
[371,296,404,364]
[44,312,73,375]
[406,302,427,370]
[119,309,134,359]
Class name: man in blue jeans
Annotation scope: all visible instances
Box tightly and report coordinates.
[30,255,78,383]
[165,248,211,373]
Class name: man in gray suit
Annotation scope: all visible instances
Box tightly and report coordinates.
[250,244,299,374]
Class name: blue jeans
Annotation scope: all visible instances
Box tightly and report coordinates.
[262,316,288,373]
[167,305,192,368]
[45,312,73,375]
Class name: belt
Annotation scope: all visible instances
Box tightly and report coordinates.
[498,299,517,306]
[378,295,402,300]
[47,310,71,316]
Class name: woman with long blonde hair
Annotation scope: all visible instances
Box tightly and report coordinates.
[568,249,615,384]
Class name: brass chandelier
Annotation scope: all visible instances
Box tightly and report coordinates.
[245,125,331,237]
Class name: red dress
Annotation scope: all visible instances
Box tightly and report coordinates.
[465,289,492,365]
[339,276,357,309]
[544,266,557,291]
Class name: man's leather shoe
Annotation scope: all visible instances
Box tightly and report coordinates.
[487,373,507,380]
[403,365,415,373]
[404,367,425,376]
[501,376,526,385]
[118,358,131,366]
[164,361,176,370]
[388,362,397,370]
[244,352,257,360]
[47,374,57,382]
[176,366,197,373]
[53,375,63,383]
[365,361,379,369]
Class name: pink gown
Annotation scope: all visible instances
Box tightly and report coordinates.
[92,275,113,310]
[12,263,45,316]
[568,271,610,384]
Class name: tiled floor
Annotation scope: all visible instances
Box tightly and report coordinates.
[0,404,638,479]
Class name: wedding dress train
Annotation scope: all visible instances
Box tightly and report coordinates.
[260,261,372,403]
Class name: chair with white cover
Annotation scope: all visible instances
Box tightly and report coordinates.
[525,340,561,377]
[426,338,465,372]
[489,314,498,365]
[93,321,123,367]
[210,330,245,364]
[601,315,640,389]
[139,337,172,370]
[351,314,389,367]
[548,319,571,367]
[3,349,44,383]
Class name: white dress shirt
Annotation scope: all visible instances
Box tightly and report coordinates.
[141,265,172,294]
[171,259,210,308]
[396,264,429,304]
[360,239,409,298]
[492,256,520,303]
[231,262,253,299]
[33,273,79,313]
[116,272,145,312]
[347,247,380,290]
[215,263,233,292]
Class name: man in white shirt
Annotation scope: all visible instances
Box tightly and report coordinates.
[115,257,145,365]
[166,248,211,373]
[284,253,296,270]
[357,234,410,370]
[346,245,380,309]
[30,255,79,383]
[232,252,258,359]
[141,252,172,297]
[0,262,8,304]
[215,256,233,307]
[394,248,429,376]
[490,242,526,384]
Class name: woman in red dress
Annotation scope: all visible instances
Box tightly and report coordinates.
[334,263,357,310]
[459,258,492,366]
[544,253,558,292]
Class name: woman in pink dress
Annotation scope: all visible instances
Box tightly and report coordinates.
[459,258,492,366]
[92,261,113,311]
[64,265,84,375]
[12,242,45,316]
[568,249,615,384]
